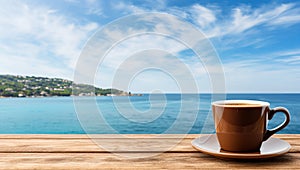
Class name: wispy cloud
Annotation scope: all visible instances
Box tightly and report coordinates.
[159,3,300,51]
[113,1,146,14]
[1,0,299,92]
[277,56,300,64]
[189,4,216,28]
[222,48,300,66]
[208,47,300,92]
[273,49,300,64]
[85,0,103,16]
[0,1,98,77]
[268,4,300,26]
[227,3,294,34]
[276,49,300,56]
[112,2,300,48]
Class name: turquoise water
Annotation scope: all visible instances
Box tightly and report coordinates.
[0,94,299,134]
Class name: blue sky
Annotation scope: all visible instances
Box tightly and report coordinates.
[0,0,299,93]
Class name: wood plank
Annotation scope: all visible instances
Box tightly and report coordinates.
[0,153,298,169]
[0,138,191,153]
[0,134,298,153]
[0,134,297,139]
[0,134,298,169]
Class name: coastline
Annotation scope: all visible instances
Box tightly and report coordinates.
[0,93,143,98]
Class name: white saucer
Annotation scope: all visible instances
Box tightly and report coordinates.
[191,134,291,159]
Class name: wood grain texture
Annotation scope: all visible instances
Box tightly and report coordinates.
[0,134,298,169]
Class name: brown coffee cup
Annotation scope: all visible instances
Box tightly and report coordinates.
[212,100,290,152]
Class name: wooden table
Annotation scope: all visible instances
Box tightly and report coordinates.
[0,134,299,169]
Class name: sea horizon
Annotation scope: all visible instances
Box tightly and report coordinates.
[0,93,299,134]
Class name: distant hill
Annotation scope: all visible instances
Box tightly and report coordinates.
[0,75,128,97]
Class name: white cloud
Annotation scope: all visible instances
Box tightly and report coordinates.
[204,3,298,40]
[190,4,216,28]
[219,48,300,92]
[268,4,300,25]
[85,0,103,16]
[0,1,98,78]
[223,62,300,92]
[64,0,79,3]
[114,1,146,14]
[114,0,166,12]
[95,34,189,89]
[261,48,300,64]
[270,15,300,25]
[222,48,300,68]
[278,49,300,57]
[277,56,300,64]
[71,12,224,92]
[227,4,292,34]
[182,3,300,49]
[109,1,300,47]
[274,49,300,64]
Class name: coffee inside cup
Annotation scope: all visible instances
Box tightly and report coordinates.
[213,100,269,107]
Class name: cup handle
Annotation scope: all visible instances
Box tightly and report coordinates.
[263,107,290,141]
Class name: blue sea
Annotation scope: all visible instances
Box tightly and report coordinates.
[0,94,299,134]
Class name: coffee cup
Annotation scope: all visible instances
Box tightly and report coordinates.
[212,100,290,152]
